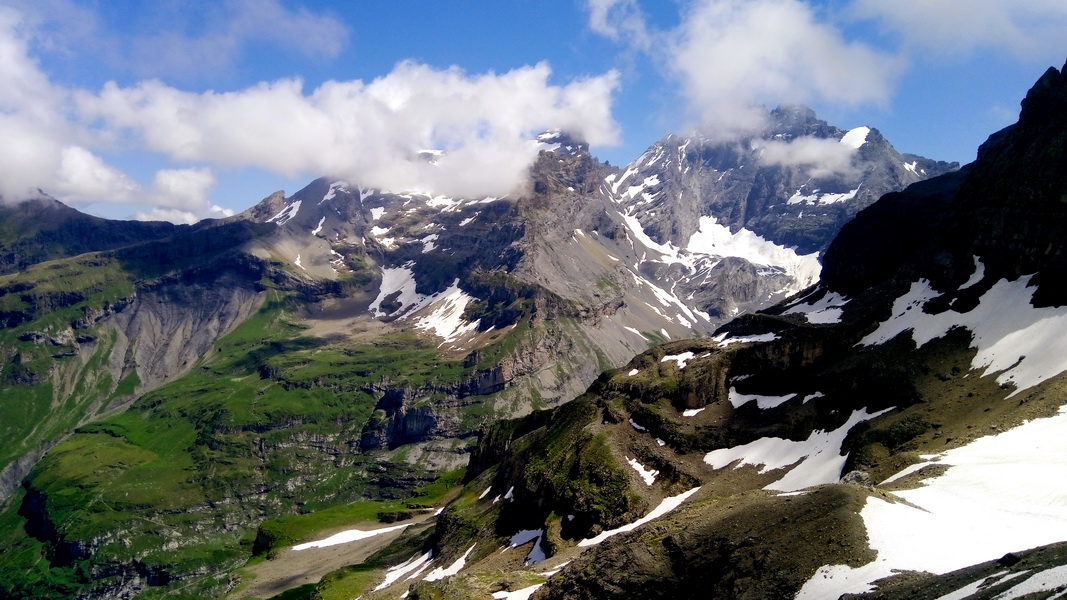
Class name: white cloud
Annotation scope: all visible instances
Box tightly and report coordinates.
[0,6,73,202]
[76,61,621,199]
[53,146,139,203]
[850,0,1067,59]
[586,0,652,50]
[757,136,859,178]
[0,4,620,220]
[148,168,218,211]
[666,0,900,139]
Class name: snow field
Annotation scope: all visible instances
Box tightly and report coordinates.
[800,406,1067,598]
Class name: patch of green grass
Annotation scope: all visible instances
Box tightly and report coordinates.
[641,329,669,347]
[255,469,464,556]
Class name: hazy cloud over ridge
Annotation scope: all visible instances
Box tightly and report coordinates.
[850,0,1067,59]
[585,0,1067,162]
[76,61,621,199]
[0,4,620,220]
[668,0,899,139]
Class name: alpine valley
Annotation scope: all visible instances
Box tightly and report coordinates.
[6,59,1067,600]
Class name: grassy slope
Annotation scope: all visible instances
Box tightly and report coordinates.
[0,254,137,472]
[0,281,545,599]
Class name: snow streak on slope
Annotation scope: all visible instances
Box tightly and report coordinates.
[267,200,301,225]
[424,544,476,581]
[860,271,1067,396]
[797,406,1067,599]
[578,487,701,547]
[293,523,410,550]
[704,408,892,492]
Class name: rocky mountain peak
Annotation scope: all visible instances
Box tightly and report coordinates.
[823,58,1067,301]
[768,103,837,138]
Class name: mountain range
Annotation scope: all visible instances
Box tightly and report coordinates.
[11,57,1065,600]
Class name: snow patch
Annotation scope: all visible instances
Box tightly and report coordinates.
[413,279,481,346]
[704,407,893,492]
[492,584,544,600]
[369,266,426,317]
[373,550,433,591]
[369,207,385,221]
[628,368,639,376]
[860,274,1067,396]
[784,290,849,324]
[321,180,347,203]
[661,351,695,369]
[421,233,438,253]
[424,544,476,581]
[629,418,647,432]
[840,126,870,149]
[506,529,547,565]
[310,216,325,236]
[787,188,860,206]
[688,216,821,292]
[626,456,659,486]
[728,388,796,410]
[715,332,779,347]
[682,407,705,417]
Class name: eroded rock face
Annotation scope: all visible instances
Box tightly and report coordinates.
[106,263,266,395]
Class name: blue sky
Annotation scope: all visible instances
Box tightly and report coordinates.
[2,0,1065,222]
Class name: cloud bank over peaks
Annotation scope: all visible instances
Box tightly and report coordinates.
[667,0,900,140]
[76,61,621,200]
[0,2,621,220]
